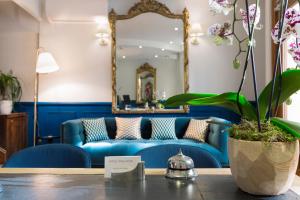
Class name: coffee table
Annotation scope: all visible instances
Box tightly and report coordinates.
[0,168,299,200]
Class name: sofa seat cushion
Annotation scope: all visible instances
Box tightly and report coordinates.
[81,139,224,167]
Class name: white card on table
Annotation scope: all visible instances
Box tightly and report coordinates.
[104,156,141,178]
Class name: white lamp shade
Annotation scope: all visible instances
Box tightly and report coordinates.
[36,52,60,74]
[96,27,110,38]
[190,23,204,37]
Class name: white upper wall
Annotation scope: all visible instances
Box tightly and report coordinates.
[45,0,108,23]
[0,0,272,102]
[0,1,39,102]
[12,0,42,21]
[39,22,112,102]
[0,1,39,33]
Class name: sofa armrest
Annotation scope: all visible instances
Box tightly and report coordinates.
[61,119,85,147]
[207,117,231,154]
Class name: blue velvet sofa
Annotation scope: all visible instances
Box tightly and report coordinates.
[61,117,231,168]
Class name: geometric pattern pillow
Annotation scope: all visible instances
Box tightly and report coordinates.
[82,118,110,143]
[150,118,177,140]
[115,117,142,140]
[184,119,209,142]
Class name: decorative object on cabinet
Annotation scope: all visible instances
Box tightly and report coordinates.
[0,71,22,115]
[109,0,189,114]
[0,113,27,161]
[34,50,60,146]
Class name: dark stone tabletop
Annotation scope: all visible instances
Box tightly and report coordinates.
[0,173,298,200]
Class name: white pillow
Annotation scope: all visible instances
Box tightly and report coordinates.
[115,117,142,139]
[184,119,209,142]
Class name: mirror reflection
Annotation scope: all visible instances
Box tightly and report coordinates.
[115,13,185,112]
[136,63,156,104]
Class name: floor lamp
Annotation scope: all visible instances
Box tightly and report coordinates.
[34,51,60,146]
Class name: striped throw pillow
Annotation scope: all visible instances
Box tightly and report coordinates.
[184,119,209,142]
[82,118,109,143]
[115,117,142,140]
[151,118,177,140]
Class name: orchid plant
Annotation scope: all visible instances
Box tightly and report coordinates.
[165,0,300,140]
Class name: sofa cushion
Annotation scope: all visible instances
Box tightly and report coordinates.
[103,117,205,139]
[81,139,224,167]
[82,118,109,143]
[115,117,142,140]
[150,118,177,140]
[184,119,209,142]
[208,117,230,150]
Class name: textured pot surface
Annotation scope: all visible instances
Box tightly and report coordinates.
[0,100,13,115]
[228,137,299,196]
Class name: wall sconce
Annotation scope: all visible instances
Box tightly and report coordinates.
[190,23,204,45]
[96,27,110,46]
[95,16,110,46]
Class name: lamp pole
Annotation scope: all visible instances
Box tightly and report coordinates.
[33,72,39,146]
[33,50,60,146]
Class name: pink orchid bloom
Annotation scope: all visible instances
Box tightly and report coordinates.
[209,0,233,15]
[271,8,300,44]
[288,41,300,66]
[240,4,261,35]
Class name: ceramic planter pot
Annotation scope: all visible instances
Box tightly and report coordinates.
[228,137,299,195]
[0,100,13,115]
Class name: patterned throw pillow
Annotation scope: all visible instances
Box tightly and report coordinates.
[184,119,209,142]
[82,118,109,143]
[115,117,142,140]
[151,118,177,140]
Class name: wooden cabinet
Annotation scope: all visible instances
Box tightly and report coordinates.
[0,113,28,162]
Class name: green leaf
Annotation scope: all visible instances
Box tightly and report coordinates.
[271,117,300,138]
[165,92,257,120]
[164,93,217,107]
[259,69,300,120]
[0,71,22,102]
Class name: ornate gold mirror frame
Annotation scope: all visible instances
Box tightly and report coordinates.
[109,0,189,114]
[136,63,157,104]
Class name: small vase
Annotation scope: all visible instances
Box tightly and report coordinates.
[0,100,13,115]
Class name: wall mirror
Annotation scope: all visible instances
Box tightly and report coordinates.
[109,0,189,114]
[136,63,157,104]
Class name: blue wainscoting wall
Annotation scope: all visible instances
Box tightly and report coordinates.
[14,102,240,146]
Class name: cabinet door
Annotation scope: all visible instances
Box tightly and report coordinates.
[7,116,27,157]
[0,117,7,149]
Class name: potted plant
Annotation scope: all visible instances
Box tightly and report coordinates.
[165,0,300,196]
[0,71,22,115]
